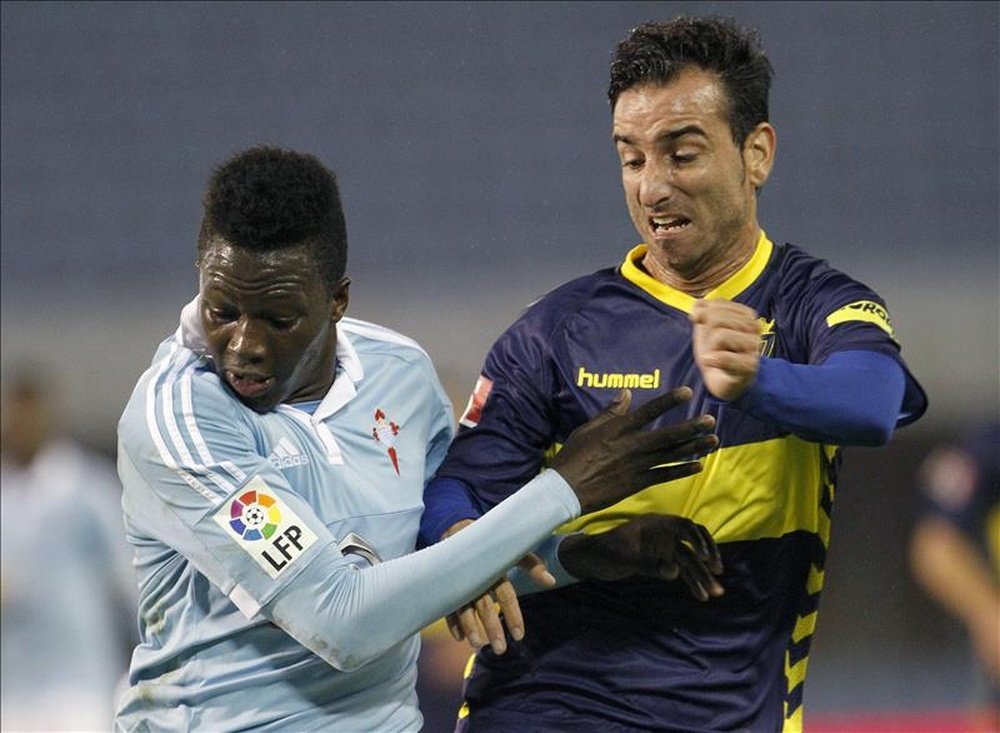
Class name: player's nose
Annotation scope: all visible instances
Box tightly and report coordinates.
[227,317,268,363]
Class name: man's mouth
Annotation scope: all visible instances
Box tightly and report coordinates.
[225,370,275,399]
[650,215,691,234]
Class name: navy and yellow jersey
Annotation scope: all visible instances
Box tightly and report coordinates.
[437,232,927,732]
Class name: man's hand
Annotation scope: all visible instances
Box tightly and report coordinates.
[559,515,725,601]
[439,519,556,655]
[690,298,761,401]
[442,386,716,654]
[550,387,717,514]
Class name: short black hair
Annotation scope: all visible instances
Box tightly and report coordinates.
[197,146,347,293]
[608,16,773,146]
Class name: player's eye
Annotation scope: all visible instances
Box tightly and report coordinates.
[208,308,237,324]
[269,317,298,331]
[671,152,696,164]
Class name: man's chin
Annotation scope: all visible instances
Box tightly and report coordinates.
[228,385,284,414]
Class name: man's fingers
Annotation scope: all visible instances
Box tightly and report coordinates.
[675,547,725,601]
[619,386,694,432]
[695,523,724,572]
[456,605,487,650]
[446,612,465,642]
[517,552,556,588]
[640,461,705,489]
[473,590,507,654]
[492,580,524,642]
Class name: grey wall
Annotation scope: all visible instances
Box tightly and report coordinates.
[2,0,998,715]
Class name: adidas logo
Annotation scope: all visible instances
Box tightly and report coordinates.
[269,437,309,469]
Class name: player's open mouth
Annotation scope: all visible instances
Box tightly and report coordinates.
[650,215,691,234]
[226,370,275,399]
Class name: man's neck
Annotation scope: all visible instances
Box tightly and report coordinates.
[642,230,760,298]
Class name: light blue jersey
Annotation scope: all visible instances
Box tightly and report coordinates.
[115,301,579,732]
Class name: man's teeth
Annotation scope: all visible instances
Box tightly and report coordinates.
[652,217,687,231]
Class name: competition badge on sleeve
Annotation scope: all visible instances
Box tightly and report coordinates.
[214,476,318,579]
[459,375,493,428]
[371,408,401,475]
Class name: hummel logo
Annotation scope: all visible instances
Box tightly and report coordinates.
[269,437,309,469]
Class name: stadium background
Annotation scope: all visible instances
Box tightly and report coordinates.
[2,1,997,728]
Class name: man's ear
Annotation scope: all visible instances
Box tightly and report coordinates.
[743,122,776,188]
[331,276,351,322]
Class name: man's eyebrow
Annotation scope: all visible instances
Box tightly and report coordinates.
[613,125,708,145]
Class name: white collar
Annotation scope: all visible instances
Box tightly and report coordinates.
[176,296,363,419]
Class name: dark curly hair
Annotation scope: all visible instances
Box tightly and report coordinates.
[608,16,773,146]
[196,146,347,294]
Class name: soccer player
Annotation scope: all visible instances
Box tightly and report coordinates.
[1,371,137,730]
[113,145,722,731]
[910,423,999,710]
[420,16,929,732]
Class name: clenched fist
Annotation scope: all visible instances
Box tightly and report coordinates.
[690,298,762,402]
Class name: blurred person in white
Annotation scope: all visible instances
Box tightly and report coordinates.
[1,369,138,731]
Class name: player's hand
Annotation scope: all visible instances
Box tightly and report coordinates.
[550,387,717,514]
[440,519,555,655]
[558,515,725,601]
[690,298,762,401]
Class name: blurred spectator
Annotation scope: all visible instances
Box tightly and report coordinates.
[1,369,137,731]
[910,422,999,715]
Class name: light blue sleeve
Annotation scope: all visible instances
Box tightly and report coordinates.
[269,469,579,671]
[505,533,581,596]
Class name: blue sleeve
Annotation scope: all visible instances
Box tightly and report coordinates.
[418,476,483,548]
[735,350,906,446]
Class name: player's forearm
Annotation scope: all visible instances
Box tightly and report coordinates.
[418,476,482,548]
[736,350,905,446]
[268,469,579,671]
[910,518,1000,626]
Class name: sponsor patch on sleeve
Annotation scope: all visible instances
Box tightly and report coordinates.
[214,475,318,579]
[825,300,896,339]
[459,375,493,428]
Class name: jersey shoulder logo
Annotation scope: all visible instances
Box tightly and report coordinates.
[371,408,402,475]
[269,436,309,469]
[214,475,318,579]
[459,375,493,428]
[825,300,896,339]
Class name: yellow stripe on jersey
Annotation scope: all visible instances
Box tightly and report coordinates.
[553,435,831,543]
[783,703,804,733]
[825,300,896,340]
[619,231,774,312]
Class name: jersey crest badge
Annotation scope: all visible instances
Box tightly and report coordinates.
[758,317,777,357]
[459,375,493,428]
[372,408,401,475]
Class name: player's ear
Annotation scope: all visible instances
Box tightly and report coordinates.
[330,276,350,322]
[743,122,776,188]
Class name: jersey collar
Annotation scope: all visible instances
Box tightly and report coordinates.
[619,230,774,312]
[312,326,363,422]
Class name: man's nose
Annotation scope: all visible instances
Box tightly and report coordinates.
[228,318,267,363]
[638,159,674,208]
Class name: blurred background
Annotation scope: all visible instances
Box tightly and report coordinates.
[2,1,997,730]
